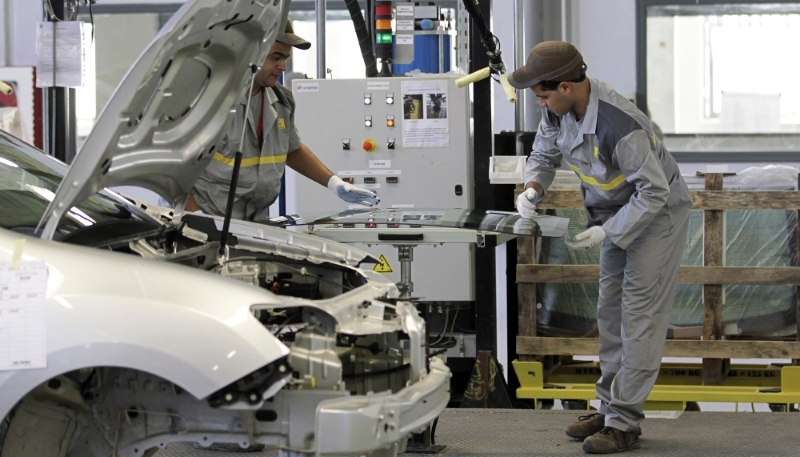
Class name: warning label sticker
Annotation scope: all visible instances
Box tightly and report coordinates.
[373,254,394,273]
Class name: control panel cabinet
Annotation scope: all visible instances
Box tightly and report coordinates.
[288,77,474,301]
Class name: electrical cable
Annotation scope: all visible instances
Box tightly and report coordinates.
[454,321,476,333]
[440,304,461,345]
[429,307,449,346]
[343,0,378,77]
[271,312,305,335]
[88,0,95,44]
[45,0,62,21]
[459,0,504,74]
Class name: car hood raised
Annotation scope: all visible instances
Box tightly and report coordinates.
[40,0,288,240]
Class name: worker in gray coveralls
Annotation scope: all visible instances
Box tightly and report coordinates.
[509,41,692,454]
[186,22,379,221]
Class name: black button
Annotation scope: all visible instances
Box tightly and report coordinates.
[343,177,354,184]
[364,177,377,184]
[455,184,463,196]
[386,176,399,183]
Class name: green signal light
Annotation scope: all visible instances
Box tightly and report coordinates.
[376,33,393,44]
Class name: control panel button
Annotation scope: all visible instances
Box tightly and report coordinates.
[386,115,395,127]
[362,139,377,152]
[386,92,394,104]
[364,177,377,184]
[387,137,395,149]
[343,177,354,184]
[364,93,372,105]
[364,115,373,128]
[386,176,399,183]
[342,138,350,150]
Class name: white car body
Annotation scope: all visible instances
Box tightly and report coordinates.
[0,0,449,455]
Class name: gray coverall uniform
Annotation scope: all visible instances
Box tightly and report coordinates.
[193,84,300,222]
[525,78,692,431]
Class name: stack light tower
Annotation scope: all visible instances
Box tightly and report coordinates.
[375,1,394,76]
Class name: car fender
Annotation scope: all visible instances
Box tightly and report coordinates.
[0,230,290,419]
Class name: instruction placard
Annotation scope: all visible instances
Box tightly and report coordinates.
[401,79,449,148]
[0,260,47,370]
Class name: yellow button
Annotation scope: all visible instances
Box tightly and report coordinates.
[387,119,395,127]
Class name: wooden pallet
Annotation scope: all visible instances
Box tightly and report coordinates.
[516,172,800,385]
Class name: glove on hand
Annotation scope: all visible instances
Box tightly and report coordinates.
[515,188,538,219]
[327,176,381,207]
[565,226,607,250]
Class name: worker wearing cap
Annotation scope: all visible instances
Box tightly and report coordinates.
[187,22,378,222]
[509,41,692,454]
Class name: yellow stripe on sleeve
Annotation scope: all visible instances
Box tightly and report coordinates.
[213,152,287,167]
[567,162,627,191]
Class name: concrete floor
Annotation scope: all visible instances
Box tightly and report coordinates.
[158,408,800,456]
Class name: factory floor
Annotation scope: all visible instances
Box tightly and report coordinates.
[159,408,800,456]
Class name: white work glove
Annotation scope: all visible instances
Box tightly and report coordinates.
[327,176,381,207]
[515,188,538,219]
[565,226,607,250]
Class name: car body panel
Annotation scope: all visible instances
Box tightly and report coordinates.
[0,0,454,453]
[0,227,291,420]
[40,0,289,240]
[315,358,450,455]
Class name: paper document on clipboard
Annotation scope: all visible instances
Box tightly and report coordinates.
[0,260,47,370]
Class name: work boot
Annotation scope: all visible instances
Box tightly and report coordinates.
[582,426,641,454]
[565,413,605,440]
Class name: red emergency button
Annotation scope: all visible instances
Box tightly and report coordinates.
[362,139,377,152]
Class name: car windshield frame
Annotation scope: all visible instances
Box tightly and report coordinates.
[0,131,161,240]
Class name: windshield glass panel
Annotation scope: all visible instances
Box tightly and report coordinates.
[0,132,158,238]
[266,208,569,238]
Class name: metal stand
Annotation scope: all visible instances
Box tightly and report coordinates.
[395,244,415,298]
[394,243,446,454]
[405,419,445,454]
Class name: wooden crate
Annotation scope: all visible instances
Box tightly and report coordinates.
[516,173,800,385]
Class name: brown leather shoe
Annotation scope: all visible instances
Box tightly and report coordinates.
[582,426,641,454]
[565,413,605,440]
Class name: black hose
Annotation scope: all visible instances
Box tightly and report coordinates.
[344,0,378,77]
[460,0,504,73]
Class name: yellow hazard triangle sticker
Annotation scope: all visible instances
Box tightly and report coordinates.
[373,254,394,273]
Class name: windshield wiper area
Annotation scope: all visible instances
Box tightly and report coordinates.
[58,219,167,249]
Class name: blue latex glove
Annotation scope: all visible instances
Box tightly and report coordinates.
[565,226,607,250]
[515,188,538,218]
[327,176,380,206]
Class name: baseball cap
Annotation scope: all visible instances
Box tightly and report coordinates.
[508,41,585,89]
[276,21,311,50]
